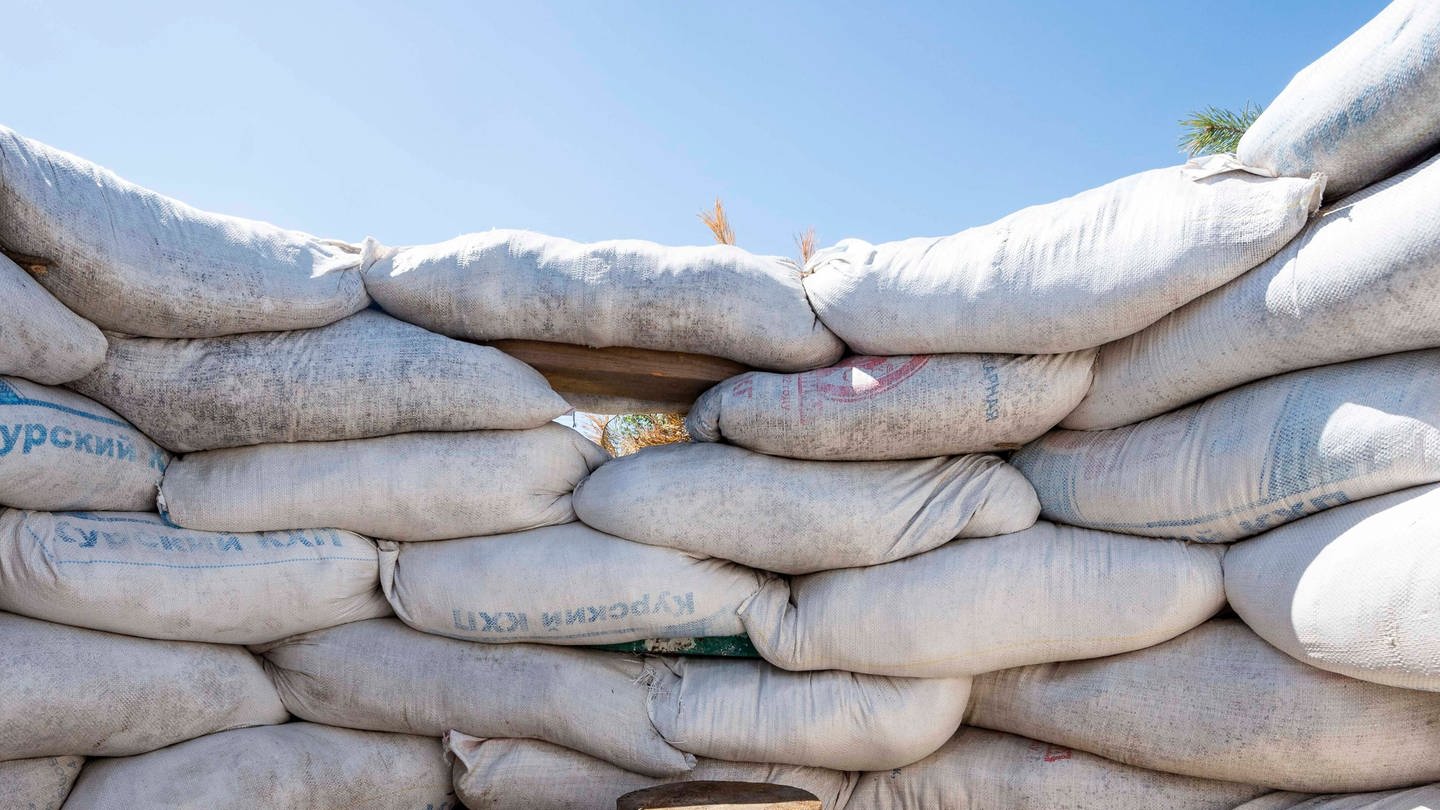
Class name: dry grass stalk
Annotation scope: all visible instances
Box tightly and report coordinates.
[795,227,817,269]
[699,198,735,245]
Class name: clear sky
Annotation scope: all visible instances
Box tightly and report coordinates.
[1,1,1385,259]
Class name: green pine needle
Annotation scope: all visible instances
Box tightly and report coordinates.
[1178,103,1262,156]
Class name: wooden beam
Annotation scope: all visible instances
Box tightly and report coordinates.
[489,339,749,414]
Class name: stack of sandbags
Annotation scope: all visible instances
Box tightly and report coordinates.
[1,1,1437,803]
[956,3,1440,804]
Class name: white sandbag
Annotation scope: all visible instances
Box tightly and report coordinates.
[0,126,368,337]
[1225,484,1440,692]
[1238,0,1440,199]
[258,617,692,776]
[446,735,857,810]
[646,656,969,771]
[361,232,844,371]
[802,157,1323,356]
[0,376,167,511]
[62,723,455,810]
[967,619,1440,792]
[0,252,104,385]
[1236,785,1440,810]
[159,423,607,541]
[742,522,1224,678]
[573,442,1038,575]
[0,755,83,810]
[1018,350,1440,543]
[850,727,1269,810]
[686,351,1095,461]
[0,510,389,644]
[70,309,569,452]
[1069,153,1440,431]
[0,612,285,760]
[379,523,774,646]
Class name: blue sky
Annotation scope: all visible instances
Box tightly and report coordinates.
[2,1,1384,259]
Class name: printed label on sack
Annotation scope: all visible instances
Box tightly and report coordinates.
[0,380,166,471]
[447,590,702,639]
[31,514,372,569]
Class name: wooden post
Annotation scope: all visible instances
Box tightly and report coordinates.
[617,781,821,810]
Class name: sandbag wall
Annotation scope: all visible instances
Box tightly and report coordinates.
[2,2,1440,808]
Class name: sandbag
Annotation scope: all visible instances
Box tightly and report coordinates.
[741,522,1224,678]
[1225,484,1440,692]
[361,232,844,371]
[1018,350,1440,543]
[0,510,389,644]
[0,252,105,385]
[646,656,968,771]
[849,727,1269,810]
[449,732,852,807]
[573,442,1037,575]
[446,735,857,810]
[967,619,1440,792]
[1236,785,1440,810]
[70,309,568,452]
[160,423,607,541]
[0,126,368,337]
[1237,0,1440,199]
[0,612,286,760]
[1069,154,1440,431]
[62,723,455,810]
[0,376,167,511]
[0,755,83,810]
[686,351,1095,461]
[258,617,692,776]
[379,523,773,646]
[801,157,1323,356]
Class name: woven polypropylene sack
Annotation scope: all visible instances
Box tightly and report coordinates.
[0,252,104,385]
[645,656,970,771]
[159,424,607,541]
[967,619,1440,792]
[0,510,389,644]
[801,158,1322,356]
[573,442,1037,575]
[741,522,1224,678]
[0,756,83,810]
[70,310,568,452]
[379,524,774,646]
[1070,153,1440,431]
[0,612,286,760]
[361,232,844,371]
[1238,0,1440,199]
[446,735,857,810]
[61,724,456,810]
[258,617,693,777]
[0,126,368,337]
[1018,349,1440,542]
[1225,483,1440,692]
[1235,784,1440,810]
[849,727,1269,810]
[686,351,1095,461]
[0,376,167,511]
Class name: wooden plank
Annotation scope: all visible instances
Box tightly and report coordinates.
[618,781,820,810]
[490,339,750,414]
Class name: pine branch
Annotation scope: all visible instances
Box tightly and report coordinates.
[1178,103,1262,157]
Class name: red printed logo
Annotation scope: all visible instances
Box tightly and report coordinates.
[797,355,930,407]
